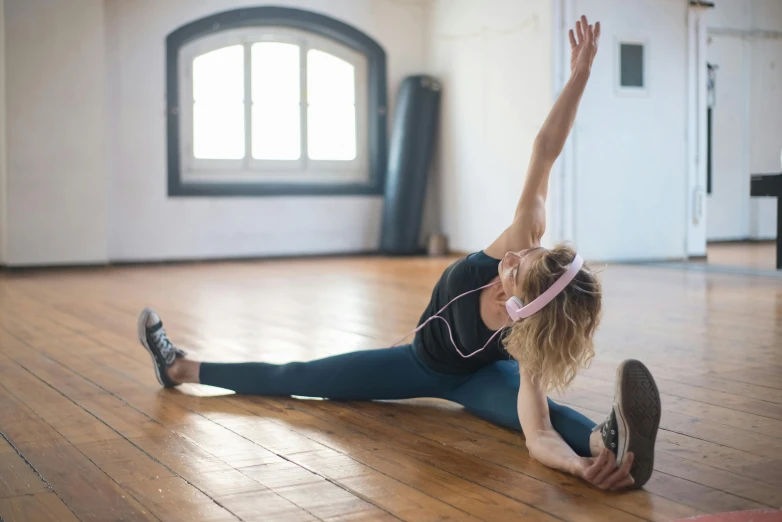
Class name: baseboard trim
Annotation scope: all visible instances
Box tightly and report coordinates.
[647,261,782,278]
[0,249,447,272]
[0,250,378,272]
[707,238,776,245]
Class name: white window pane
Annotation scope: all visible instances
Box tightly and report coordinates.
[308,105,356,160]
[193,45,244,102]
[251,42,300,103]
[307,49,355,105]
[251,42,300,160]
[193,103,245,159]
[252,104,300,160]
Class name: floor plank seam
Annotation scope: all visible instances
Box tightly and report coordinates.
[0,492,57,500]
[0,430,54,495]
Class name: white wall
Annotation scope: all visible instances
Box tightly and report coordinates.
[427,0,695,262]
[107,0,430,262]
[427,0,553,254]
[0,0,6,265]
[4,0,108,266]
[10,0,771,266]
[705,0,782,241]
[705,0,782,33]
[569,0,689,261]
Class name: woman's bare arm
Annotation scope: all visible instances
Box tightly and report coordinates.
[485,16,599,258]
[517,369,635,490]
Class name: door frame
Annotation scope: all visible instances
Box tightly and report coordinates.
[547,0,576,248]
[685,5,708,257]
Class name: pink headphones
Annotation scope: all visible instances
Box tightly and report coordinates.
[505,253,584,321]
[392,253,585,358]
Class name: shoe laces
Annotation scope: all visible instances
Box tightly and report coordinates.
[150,327,186,365]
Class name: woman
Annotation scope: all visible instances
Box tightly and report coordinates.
[138,16,661,491]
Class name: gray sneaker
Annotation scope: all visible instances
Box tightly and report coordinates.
[593,359,661,488]
[137,308,187,388]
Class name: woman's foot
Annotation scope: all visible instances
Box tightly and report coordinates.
[137,308,189,388]
[593,359,661,489]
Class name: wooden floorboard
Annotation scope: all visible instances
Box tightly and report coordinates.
[1,256,781,521]
[0,435,51,502]
[0,493,80,522]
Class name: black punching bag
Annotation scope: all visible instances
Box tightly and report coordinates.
[380,75,441,255]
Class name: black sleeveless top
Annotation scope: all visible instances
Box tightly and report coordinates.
[414,251,511,374]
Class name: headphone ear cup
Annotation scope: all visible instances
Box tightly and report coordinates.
[505,296,524,321]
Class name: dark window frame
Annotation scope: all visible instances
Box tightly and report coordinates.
[166,6,388,197]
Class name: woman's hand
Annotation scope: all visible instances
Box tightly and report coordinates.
[569,15,600,75]
[572,448,635,490]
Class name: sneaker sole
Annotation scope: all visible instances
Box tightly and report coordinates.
[614,359,661,489]
[137,307,165,387]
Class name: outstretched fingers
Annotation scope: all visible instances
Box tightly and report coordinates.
[581,15,589,40]
[574,15,600,49]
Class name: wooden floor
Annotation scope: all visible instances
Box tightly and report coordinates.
[706,242,777,271]
[0,256,781,522]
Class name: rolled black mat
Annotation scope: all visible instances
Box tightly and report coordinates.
[380,75,441,255]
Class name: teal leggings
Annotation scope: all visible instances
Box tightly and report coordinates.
[200,344,596,457]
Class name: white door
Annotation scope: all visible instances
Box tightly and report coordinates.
[706,35,750,240]
[748,38,782,240]
[570,0,688,261]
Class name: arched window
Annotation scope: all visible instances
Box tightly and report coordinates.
[166,7,387,196]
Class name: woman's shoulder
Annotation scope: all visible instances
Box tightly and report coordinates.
[446,251,500,289]
[465,250,501,265]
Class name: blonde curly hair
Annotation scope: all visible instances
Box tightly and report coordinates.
[502,243,602,393]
